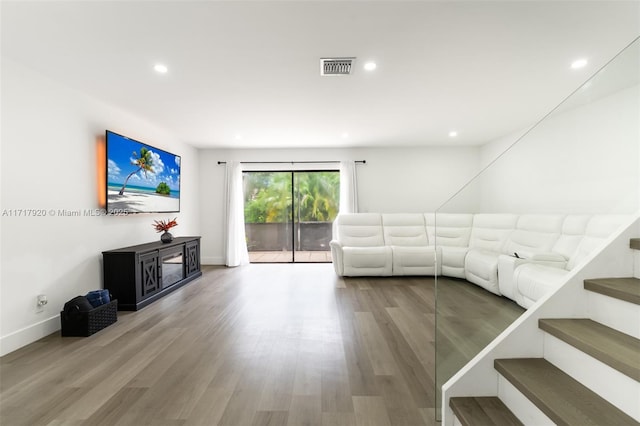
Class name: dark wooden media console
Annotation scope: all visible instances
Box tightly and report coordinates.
[102,237,202,311]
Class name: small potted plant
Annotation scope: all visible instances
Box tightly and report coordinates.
[153,217,178,243]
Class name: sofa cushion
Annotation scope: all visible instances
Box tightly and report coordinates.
[334,213,385,247]
[426,213,473,278]
[382,214,428,246]
[513,263,569,308]
[503,214,563,257]
[464,249,502,295]
[343,246,392,276]
[498,214,566,302]
[551,215,590,266]
[381,214,435,275]
[425,213,473,247]
[469,214,518,252]
[464,214,517,295]
[439,246,468,279]
[391,246,437,275]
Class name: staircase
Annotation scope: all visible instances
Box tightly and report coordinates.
[450,239,640,426]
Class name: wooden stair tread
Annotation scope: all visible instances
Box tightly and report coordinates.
[584,277,640,305]
[450,397,523,426]
[494,358,638,426]
[630,238,640,250]
[539,318,640,381]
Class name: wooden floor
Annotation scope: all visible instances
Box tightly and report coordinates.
[0,264,523,426]
[249,251,332,263]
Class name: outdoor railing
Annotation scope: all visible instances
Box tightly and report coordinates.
[245,221,333,252]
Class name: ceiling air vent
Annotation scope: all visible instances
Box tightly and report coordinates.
[320,58,355,76]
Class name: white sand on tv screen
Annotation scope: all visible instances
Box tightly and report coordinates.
[107,190,179,213]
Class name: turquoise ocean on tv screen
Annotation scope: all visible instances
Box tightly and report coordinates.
[107,183,180,199]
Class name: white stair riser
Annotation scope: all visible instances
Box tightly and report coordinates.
[497,375,554,425]
[634,251,640,279]
[586,291,640,339]
[543,333,640,421]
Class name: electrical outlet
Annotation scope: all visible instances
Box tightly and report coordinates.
[36,294,48,311]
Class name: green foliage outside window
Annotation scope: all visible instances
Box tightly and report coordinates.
[244,171,340,223]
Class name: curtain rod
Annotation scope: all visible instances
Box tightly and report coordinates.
[217,160,365,165]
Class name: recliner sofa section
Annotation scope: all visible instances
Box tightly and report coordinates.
[425,213,473,279]
[329,213,393,277]
[509,214,628,307]
[328,213,436,277]
[383,213,437,276]
[330,212,627,308]
[464,214,519,295]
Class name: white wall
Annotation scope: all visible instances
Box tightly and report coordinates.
[0,59,200,355]
[198,146,480,264]
[476,85,640,214]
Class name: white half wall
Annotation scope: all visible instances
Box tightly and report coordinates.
[198,146,481,264]
[0,59,200,355]
[477,85,640,214]
[441,216,639,425]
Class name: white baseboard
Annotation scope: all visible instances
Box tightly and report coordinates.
[201,256,224,265]
[0,315,60,357]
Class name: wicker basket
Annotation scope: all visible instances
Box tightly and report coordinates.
[60,299,118,337]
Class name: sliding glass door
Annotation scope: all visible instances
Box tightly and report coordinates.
[243,171,293,262]
[293,171,340,262]
[243,170,339,263]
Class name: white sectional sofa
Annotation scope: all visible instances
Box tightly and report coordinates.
[330,213,393,277]
[426,213,473,279]
[383,213,438,276]
[330,212,627,308]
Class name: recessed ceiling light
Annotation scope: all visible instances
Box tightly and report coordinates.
[154,64,168,74]
[341,132,349,139]
[449,131,458,138]
[364,62,377,71]
[235,134,243,140]
[570,58,588,69]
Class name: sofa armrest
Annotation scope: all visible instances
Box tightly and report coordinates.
[498,254,529,299]
[330,240,344,276]
[498,251,567,300]
[527,252,566,262]
[511,251,568,269]
[528,252,568,269]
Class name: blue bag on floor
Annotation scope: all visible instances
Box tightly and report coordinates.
[85,290,110,308]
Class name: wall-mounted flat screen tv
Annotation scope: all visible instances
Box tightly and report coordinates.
[106,130,181,214]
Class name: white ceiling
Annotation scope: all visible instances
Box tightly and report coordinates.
[2,1,639,149]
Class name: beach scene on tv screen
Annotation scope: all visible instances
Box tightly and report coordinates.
[107,133,180,213]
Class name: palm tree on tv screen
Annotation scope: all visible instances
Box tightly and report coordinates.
[118,147,154,195]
